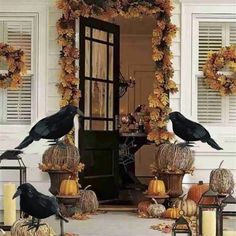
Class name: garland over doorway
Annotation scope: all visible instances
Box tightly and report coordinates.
[56,0,177,144]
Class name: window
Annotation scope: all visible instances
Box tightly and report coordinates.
[196,21,236,125]
[0,17,35,125]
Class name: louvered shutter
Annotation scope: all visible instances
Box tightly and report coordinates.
[0,20,32,124]
[6,75,32,124]
[6,21,32,70]
[228,23,236,124]
[197,22,223,123]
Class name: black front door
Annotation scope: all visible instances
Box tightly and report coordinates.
[78,17,120,200]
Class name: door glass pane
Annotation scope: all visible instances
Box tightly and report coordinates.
[108,121,113,131]
[84,80,90,117]
[92,81,107,118]
[93,29,107,41]
[91,120,106,131]
[92,42,107,80]
[85,26,91,37]
[109,33,114,43]
[108,83,113,118]
[84,119,90,130]
[109,46,114,81]
[85,40,90,77]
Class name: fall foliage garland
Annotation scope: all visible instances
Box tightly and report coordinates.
[0,43,26,89]
[56,0,178,144]
[203,45,236,96]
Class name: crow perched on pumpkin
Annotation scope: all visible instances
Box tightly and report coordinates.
[169,111,223,150]
[13,183,68,231]
[0,104,83,161]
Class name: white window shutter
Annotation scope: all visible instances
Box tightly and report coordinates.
[198,22,223,71]
[6,75,32,124]
[6,21,32,71]
[229,23,236,44]
[197,77,222,123]
[0,20,33,125]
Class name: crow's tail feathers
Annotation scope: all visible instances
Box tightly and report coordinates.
[15,135,34,150]
[207,138,223,150]
[57,212,69,223]
[0,149,23,161]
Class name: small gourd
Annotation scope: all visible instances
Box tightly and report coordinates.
[148,176,166,196]
[174,195,197,217]
[147,198,166,218]
[59,176,79,196]
[162,206,180,219]
[77,185,99,213]
[210,160,234,194]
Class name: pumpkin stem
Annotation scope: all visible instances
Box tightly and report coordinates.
[84,185,92,190]
[218,160,224,168]
[151,198,158,205]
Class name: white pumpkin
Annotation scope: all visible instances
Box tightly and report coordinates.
[147,198,166,218]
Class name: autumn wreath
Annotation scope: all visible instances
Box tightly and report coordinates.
[0,43,26,89]
[203,45,236,96]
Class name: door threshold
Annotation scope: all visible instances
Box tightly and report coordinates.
[98,205,137,212]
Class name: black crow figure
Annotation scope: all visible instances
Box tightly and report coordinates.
[13,183,68,231]
[0,104,83,160]
[169,111,223,150]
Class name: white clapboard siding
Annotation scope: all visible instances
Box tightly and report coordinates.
[6,21,32,70]
[5,75,32,124]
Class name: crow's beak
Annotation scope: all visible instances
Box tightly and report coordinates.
[12,189,22,199]
[77,108,84,117]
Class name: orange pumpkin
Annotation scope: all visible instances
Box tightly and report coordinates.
[148,176,166,196]
[187,181,213,204]
[162,206,180,219]
[59,177,79,196]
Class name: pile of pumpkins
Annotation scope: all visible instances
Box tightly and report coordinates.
[138,161,234,219]
[59,176,99,214]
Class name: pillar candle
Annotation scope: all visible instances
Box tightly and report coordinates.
[202,210,216,236]
[3,183,16,225]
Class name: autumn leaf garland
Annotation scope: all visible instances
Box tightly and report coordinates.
[56,0,178,145]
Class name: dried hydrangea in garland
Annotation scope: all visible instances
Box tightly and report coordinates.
[0,43,26,89]
[56,0,178,144]
[203,45,236,96]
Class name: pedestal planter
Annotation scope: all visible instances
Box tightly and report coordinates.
[46,170,71,195]
[159,172,185,198]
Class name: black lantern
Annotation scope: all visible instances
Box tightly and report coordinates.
[198,188,221,236]
[0,155,27,231]
[220,192,236,235]
[172,211,192,235]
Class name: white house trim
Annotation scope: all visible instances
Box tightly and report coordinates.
[0,2,48,136]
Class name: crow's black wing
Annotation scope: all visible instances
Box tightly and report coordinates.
[29,109,69,140]
[183,118,210,140]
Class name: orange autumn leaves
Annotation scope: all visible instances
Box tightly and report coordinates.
[56,0,178,144]
[0,43,26,89]
[203,45,236,96]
